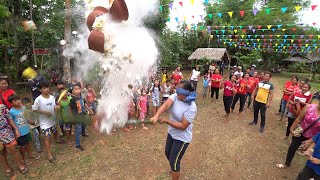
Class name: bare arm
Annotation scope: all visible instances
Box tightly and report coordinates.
[266,90,274,107]
[8,118,20,137]
[150,98,174,123]
[161,116,190,130]
[290,105,309,133]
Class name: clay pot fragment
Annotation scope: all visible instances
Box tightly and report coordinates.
[110,0,129,22]
[88,30,105,53]
[87,7,108,31]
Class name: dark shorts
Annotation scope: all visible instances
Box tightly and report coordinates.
[162,97,168,102]
[165,134,189,172]
[42,125,57,137]
[17,133,32,147]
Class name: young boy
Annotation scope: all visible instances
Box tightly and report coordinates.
[33,81,62,163]
[202,75,209,99]
[21,98,42,153]
[8,95,40,165]
[162,80,171,103]
[69,85,93,151]
[85,84,97,114]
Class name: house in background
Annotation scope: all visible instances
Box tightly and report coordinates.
[188,48,230,67]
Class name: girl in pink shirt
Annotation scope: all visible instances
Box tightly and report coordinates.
[138,89,149,130]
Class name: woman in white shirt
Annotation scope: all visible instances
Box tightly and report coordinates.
[188,65,201,91]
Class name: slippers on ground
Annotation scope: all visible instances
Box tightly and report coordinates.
[48,156,58,163]
[19,166,28,174]
[276,164,287,169]
[5,169,13,177]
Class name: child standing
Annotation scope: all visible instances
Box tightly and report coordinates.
[0,104,28,174]
[138,89,149,130]
[22,98,41,153]
[53,80,65,137]
[162,80,171,103]
[150,80,162,116]
[69,85,93,151]
[202,75,209,99]
[58,89,73,146]
[85,84,97,114]
[221,75,237,122]
[33,81,61,162]
[231,73,250,116]
[8,95,40,166]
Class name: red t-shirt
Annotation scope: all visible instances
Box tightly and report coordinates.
[172,74,182,84]
[247,77,259,93]
[211,74,222,88]
[0,89,15,109]
[236,79,247,95]
[289,91,313,113]
[86,91,95,103]
[223,81,235,96]
[282,83,299,101]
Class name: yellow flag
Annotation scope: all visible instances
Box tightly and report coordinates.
[210,35,213,39]
[318,35,320,39]
[224,42,226,45]
[257,39,260,42]
[187,25,191,30]
[267,25,272,29]
[277,35,280,37]
[234,44,237,47]
[241,35,245,38]
[228,12,233,18]
[247,43,249,45]
[229,39,232,42]
[190,0,195,5]
[184,16,187,21]
[291,39,294,43]
[295,6,302,12]
[282,29,286,31]
[234,30,238,33]
[306,44,309,47]
[275,43,278,46]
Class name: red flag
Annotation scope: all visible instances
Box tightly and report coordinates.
[269,43,272,46]
[292,28,296,32]
[240,11,245,17]
[178,2,183,7]
[309,35,314,38]
[289,46,292,49]
[313,22,317,26]
[269,35,273,38]
[299,44,302,47]
[264,39,266,43]
[192,15,194,18]
[311,5,318,11]
[298,40,302,43]
[242,29,247,33]
[257,25,262,29]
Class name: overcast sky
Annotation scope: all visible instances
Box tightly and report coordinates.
[167,0,320,29]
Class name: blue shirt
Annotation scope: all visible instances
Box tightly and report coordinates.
[203,79,209,87]
[9,107,30,136]
[307,132,320,175]
[168,94,197,143]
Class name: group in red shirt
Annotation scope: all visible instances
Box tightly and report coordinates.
[210,69,222,100]
[279,77,300,120]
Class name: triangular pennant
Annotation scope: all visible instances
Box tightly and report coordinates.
[252,29,256,33]
[217,35,220,38]
[167,17,171,22]
[267,25,272,29]
[242,29,247,33]
[241,35,245,38]
[175,17,179,22]
[281,7,287,13]
[272,29,276,32]
[217,13,222,18]
[252,9,258,16]
[265,8,271,14]
[215,30,218,34]
[234,30,238,33]
[318,35,320,39]
[311,5,318,11]
[228,11,233,18]
[291,39,294,43]
[292,35,296,38]
[240,11,245,17]
[159,6,163,12]
[284,40,287,43]
[309,35,313,39]
[210,35,213,39]
[262,35,265,38]
[257,39,260,42]
[208,14,213,19]
[178,2,183,7]
[248,26,253,30]
[292,28,296,32]
[190,0,195,6]
[204,0,209,5]
[277,25,282,29]
[257,25,262,29]
[200,15,203,20]
[282,29,286,31]
[221,30,225,34]
[284,35,288,38]
[277,35,280,37]
[192,15,195,18]
[169,3,173,10]
[230,26,234,29]
[313,22,317,26]
[184,16,187,20]
[295,6,302,12]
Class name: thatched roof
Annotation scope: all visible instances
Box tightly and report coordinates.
[188,48,228,61]
[283,54,320,63]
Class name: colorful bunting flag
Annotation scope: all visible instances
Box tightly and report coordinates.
[190,0,195,6]
[208,14,213,19]
[159,6,163,12]
[295,6,302,12]
[169,3,173,10]
[178,2,183,7]
[281,7,287,13]
[311,5,318,11]
[265,8,271,14]
[252,9,258,16]
[217,13,222,18]
[240,11,245,17]
[228,11,233,18]
[267,25,272,29]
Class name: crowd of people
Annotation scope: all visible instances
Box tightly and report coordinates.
[2,62,320,179]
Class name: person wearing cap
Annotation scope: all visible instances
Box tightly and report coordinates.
[234,66,243,79]
[249,65,257,77]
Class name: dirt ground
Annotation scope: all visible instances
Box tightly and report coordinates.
[1,74,308,180]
